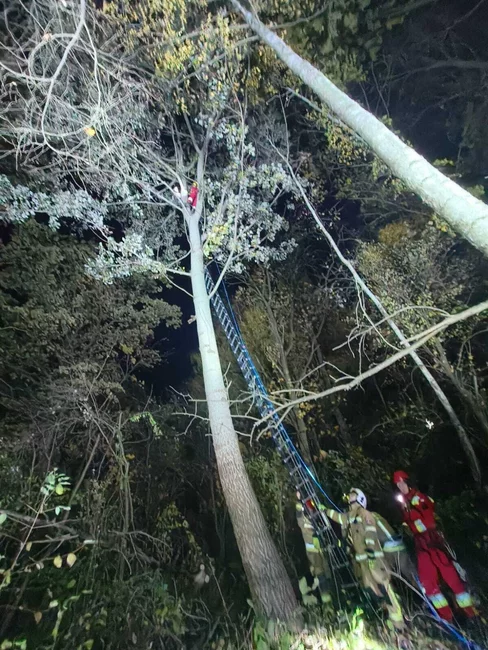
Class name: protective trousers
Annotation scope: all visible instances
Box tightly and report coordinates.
[417,546,475,621]
[360,559,404,630]
[296,503,333,608]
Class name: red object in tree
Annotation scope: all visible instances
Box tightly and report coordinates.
[188,183,199,208]
[304,498,316,514]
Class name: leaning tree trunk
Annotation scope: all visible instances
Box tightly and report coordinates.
[187,212,299,621]
[230,0,488,258]
[316,347,352,448]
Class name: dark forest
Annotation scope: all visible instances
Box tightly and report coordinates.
[1,1,488,648]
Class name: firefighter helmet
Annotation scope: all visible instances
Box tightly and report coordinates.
[393,470,409,485]
[349,488,367,509]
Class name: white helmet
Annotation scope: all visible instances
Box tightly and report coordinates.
[349,488,367,509]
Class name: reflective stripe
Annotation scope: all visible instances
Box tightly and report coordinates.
[365,525,376,532]
[296,503,303,511]
[430,593,449,609]
[414,519,427,533]
[364,538,375,546]
[355,553,368,562]
[305,543,319,553]
[304,522,314,530]
[456,592,473,608]
[383,540,405,553]
[376,519,394,541]
[374,551,384,558]
[411,496,420,506]
[349,516,362,523]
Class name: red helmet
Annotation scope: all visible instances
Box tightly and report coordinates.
[393,470,409,484]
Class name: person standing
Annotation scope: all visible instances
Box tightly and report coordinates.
[393,470,476,623]
[296,493,334,609]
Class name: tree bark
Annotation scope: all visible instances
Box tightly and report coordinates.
[230,0,488,258]
[316,347,352,448]
[187,212,300,622]
[279,353,314,465]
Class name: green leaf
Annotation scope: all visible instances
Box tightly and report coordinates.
[0,514,7,526]
[53,555,63,568]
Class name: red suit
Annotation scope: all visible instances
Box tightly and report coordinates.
[188,183,198,208]
[401,488,474,622]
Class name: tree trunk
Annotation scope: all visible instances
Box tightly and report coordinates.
[316,347,352,448]
[187,213,300,622]
[290,405,314,465]
[280,355,314,465]
[230,0,488,258]
[289,174,484,489]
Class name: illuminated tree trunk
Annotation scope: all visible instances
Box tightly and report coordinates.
[187,211,299,621]
[230,0,488,258]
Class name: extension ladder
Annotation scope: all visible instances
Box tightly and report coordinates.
[204,268,363,608]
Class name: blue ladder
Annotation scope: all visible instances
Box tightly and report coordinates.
[204,268,362,607]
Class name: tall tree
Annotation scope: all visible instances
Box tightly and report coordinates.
[0,0,300,619]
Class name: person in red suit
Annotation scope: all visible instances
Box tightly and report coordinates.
[393,470,476,623]
[187,183,199,208]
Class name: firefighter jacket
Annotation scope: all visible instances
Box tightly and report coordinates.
[295,502,331,579]
[401,489,436,536]
[296,501,333,606]
[326,506,384,564]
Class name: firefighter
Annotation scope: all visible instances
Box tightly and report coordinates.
[296,492,333,609]
[393,470,476,622]
[327,489,404,631]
